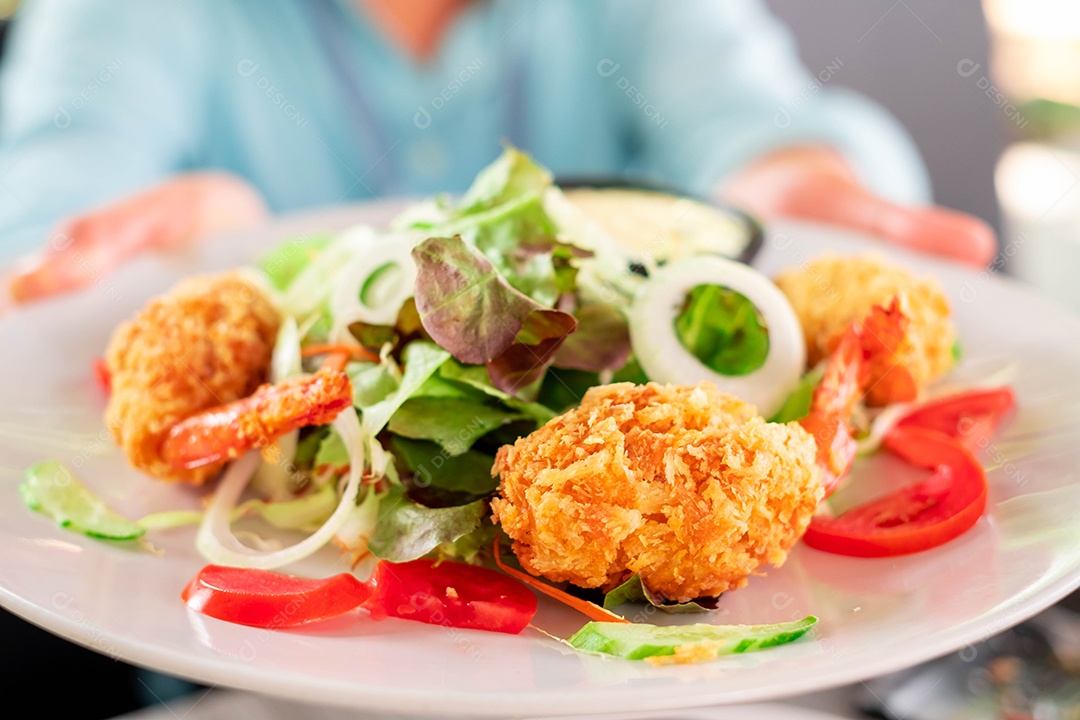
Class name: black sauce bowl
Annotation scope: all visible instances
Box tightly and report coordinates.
[555,177,764,266]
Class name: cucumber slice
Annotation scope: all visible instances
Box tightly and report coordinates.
[21,460,145,541]
[568,616,817,661]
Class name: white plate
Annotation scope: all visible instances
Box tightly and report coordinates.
[2,205,1079,718]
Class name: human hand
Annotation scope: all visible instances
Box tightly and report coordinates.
[6,172,268,303]
[720,146,996,267]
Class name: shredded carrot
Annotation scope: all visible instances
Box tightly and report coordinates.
[302,343,380,364]
[319,352,350,373]
[493,538,630,624]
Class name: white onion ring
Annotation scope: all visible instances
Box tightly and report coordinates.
[630,255,805,418]
[328,232,418,342]
[196,409,366,569]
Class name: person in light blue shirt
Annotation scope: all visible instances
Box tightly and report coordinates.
[0,0,994,301]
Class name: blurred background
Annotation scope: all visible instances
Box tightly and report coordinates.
[0,6,165,720]
[2,1,1079,718]
[768,0,1080,316]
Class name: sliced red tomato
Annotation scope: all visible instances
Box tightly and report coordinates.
[895,387,1015,452]
[802,427,988,557]
[366,558,537,635]
[182,565,370,628]
[182,559,537,634]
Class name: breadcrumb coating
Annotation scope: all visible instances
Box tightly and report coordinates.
[104,272,280,484]
[490,382,822,603]
[773,255,955,386]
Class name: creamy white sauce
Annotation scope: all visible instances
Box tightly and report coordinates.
[563,188,748,262]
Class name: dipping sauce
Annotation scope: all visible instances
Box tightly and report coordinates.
[562,187,756,263]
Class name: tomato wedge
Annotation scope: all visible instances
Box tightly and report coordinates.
[895,387,1015,452]
[802,427,988,557]
[182,565,371,628]
[366,558,537,635]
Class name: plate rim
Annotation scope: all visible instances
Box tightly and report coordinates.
[2,209,1079,716]
[3,563,1077,716]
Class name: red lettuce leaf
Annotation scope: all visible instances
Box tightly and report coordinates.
[412,236,577,394]
[553,303,631,372]
[487,309,578,394]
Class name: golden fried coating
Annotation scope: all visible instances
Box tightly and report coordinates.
[490,382,822,603]
[774,255,955,386]
[105,272,280,484]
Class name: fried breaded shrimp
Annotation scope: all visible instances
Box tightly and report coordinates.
[490,382,822,603]
[104,272,280,484]
[774,255,955,387]
[161,369,353,472]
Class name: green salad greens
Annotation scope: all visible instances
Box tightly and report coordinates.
[216,147,651,569]
[676,284,769,376]
[26,148,805,623]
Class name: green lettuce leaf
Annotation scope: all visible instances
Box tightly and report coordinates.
[552,244,582,295]
[294,426,328,466]
[258,234,333,291]
[675,284,769,377]
[611,356,650,384]
[431,522,500,565]
[768,366,824,424]
[135,509,205,530]
[136,482,339,533]
[413,373,489,401]
[391,436,500,507]
[537,367,600,413]
[452,197,561,305]
[348,323,396,352]
[412,236,576,395]
[313,428,350,469]
[22,461,145,541]
[236,481,337,531]
[438,360,557,424]
[348,359,401,408]
[361,342,450,436]
[367,486,486,562]
[456,147,552,214]
[388,397,522,456]
[603,574,721,614]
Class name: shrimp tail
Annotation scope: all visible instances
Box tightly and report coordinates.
[858,298,919,407]
[800,297,917,496]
